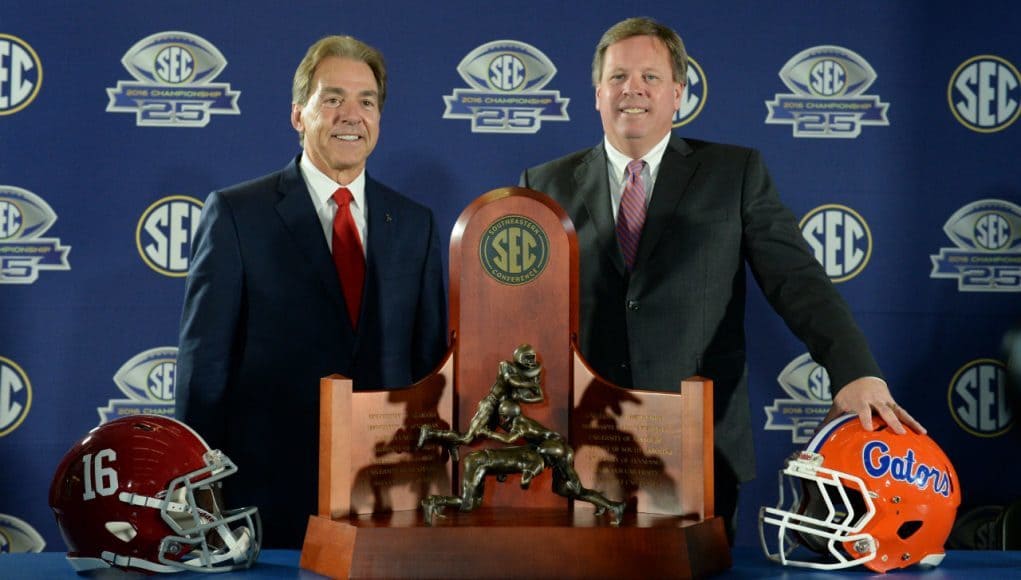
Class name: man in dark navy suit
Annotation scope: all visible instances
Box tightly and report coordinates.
[176,35,447,548]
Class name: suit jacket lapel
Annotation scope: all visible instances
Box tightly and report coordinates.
[635,135,698,268]
[574,144,626,276]
[274,156,352,330]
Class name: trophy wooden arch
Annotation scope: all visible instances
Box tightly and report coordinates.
[300,188,730,578]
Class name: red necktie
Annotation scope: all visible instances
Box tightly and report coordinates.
[332,187,365,327]
[615,159,647,271]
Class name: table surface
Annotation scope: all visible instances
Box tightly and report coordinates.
[1,547,1019,578]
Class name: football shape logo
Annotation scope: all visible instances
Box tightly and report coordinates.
[779,46,877,98]
[0,186,57,240]
[112,347,178,403]
[763,353,833,444]
[98,347,178,424]
[942,200,1021,252]
[0,514,45,553]
[456,41,557,92]
[121,32,226,85]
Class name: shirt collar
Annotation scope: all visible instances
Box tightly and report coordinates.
[298,153,366,214]
[603,131,672,185]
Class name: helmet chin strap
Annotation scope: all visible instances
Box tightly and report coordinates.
[208,523,255,565]
[120,491,189,513]
[157,511,259,571]
[99,491,258,573]
[97,524,256,574]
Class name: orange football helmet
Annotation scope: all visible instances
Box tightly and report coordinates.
[759,414,960,572]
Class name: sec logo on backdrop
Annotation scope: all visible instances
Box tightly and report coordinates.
[948,55,1020,133]
[0,357,32,437]
[0,34,42,115]
[136,195,202,277]
[949,359,1012,437]
[800,204,872,282]
[672,56,707,128]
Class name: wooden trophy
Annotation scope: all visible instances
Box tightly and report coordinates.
[300,188,731,578]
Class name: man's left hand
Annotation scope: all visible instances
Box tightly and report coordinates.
[823,377,926,435]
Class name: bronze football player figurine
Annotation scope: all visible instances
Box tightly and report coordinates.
[420,444,546,525]
[419,345,625,526]
[417,343,543,460]
[481,400,626,525]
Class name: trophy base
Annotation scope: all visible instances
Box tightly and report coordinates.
[300,507,731,579]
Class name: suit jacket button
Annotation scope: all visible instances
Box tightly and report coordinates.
[627,300,640,311]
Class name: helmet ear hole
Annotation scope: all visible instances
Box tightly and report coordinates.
[105,521,137,542]
[898,520,923,539]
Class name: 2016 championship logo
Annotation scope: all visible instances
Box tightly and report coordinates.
[0,34,42,116]
[106,31,240,127]
[0,185,71,284]
[765,45,889,138]
[672,56,707,128]
[136,195,202,277]
[948,55,1020,133]
[443,40,569,134]
[929,199,1021,292]
[800,204,872,283]
[763,353,832,444]
[97,347,178,424]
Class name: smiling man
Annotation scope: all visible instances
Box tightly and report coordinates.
[520,17,920,543]
[176,35,447,549]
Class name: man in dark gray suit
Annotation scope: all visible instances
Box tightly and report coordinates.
[176,36,447,548]
[520,17,922,542]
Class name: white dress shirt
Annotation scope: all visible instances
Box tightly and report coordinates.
[298,153,368,257]
[604,131,671,221]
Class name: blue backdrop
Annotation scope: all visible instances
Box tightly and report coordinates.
[2,0,1019,552]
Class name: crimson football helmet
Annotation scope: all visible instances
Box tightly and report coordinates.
[49,415,260,573]
[759,414,960,573]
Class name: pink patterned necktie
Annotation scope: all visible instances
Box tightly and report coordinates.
[332,187,365,327]
[615,159,647,271]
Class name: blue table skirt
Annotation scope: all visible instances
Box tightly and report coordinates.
[2,547,1019,578]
